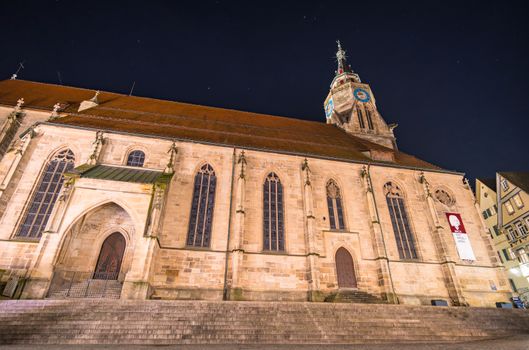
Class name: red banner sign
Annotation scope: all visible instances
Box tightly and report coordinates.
[445,212,475,261]
[446,212,467,234]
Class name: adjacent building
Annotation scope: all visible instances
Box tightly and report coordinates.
[497,172,529,303]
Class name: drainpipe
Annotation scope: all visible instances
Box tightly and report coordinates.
[222,148,237,301]
[366,164,399,304]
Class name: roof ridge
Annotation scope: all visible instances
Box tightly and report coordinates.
[0,79,448,173]
[5,79,327,128]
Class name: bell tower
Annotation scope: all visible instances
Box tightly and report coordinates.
[324,41,398,150]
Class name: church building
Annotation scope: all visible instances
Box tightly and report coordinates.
[0,43,511,306]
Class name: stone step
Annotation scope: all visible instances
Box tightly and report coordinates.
[1,300,528,345]
[323,290,388,304]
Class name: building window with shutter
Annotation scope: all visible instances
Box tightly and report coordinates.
[186,164,216,248]
[505,200,515,215]
[263,172,285,251]
[326,179,345,230]
[384,182,418,260]
[502,248,512,261]
[493,225,500,236]
[16,149,75,239]
[126,150,145,167]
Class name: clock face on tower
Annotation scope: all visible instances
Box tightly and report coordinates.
[353,88,370,103]
[325,98,334,118]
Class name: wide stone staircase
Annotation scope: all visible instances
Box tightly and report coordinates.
[1,300,528,345]
[324,290,387,304]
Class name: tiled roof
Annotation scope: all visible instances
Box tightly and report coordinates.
[79,164,167,184]
[0,79,446,172]
[499,172,529,194]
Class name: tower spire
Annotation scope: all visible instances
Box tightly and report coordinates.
[336,40,352,75]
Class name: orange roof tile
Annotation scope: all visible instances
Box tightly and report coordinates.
[0,79,447,172]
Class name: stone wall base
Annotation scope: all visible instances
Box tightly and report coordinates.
[19,278,49,299]
[151,287,223,300]
[228,288,309,302]
[462,290,513,307]
[121,281,153,300]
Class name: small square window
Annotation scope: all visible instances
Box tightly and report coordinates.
[513,194,524,209]
[505,200,515,215]
[493,225,500,236]
[515,221,528,237]
[517,248,528,263]
[502,248,511,261]
[507,227,517,241]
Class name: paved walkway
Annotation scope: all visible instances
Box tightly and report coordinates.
[2,335,529,350]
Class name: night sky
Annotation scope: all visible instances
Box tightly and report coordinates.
[1,1,528,181]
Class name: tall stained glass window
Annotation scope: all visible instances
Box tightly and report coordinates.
[16,149,75,238]
[327,179,345,230]
[126,150,145,167]
[384,182,418,259]
[186,164,216,247]
[263,172,285,251]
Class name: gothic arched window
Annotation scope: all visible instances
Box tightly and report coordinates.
[327,180,345,230]
[126,150,145,167]
[263,172,285,251]
[384,182,418,259]
[16,149,75,238]
[186,164,216,247]
[356,107,365,129]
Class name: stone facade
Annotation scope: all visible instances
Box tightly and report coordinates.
[0,114,511,306]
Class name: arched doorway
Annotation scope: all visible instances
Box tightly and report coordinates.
[335,247,357,288]
[93,232,126,280]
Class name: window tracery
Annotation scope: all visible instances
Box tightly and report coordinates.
[326,180,345,230]
[126,150,145,167]
[384,182,418,259]
[263,172,285,251]
[434,188,455,206]
[186,164,216,247]
[16,149,75,238]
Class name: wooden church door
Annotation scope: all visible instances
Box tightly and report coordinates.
[335,247,357,288]
[93,232,126,280]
